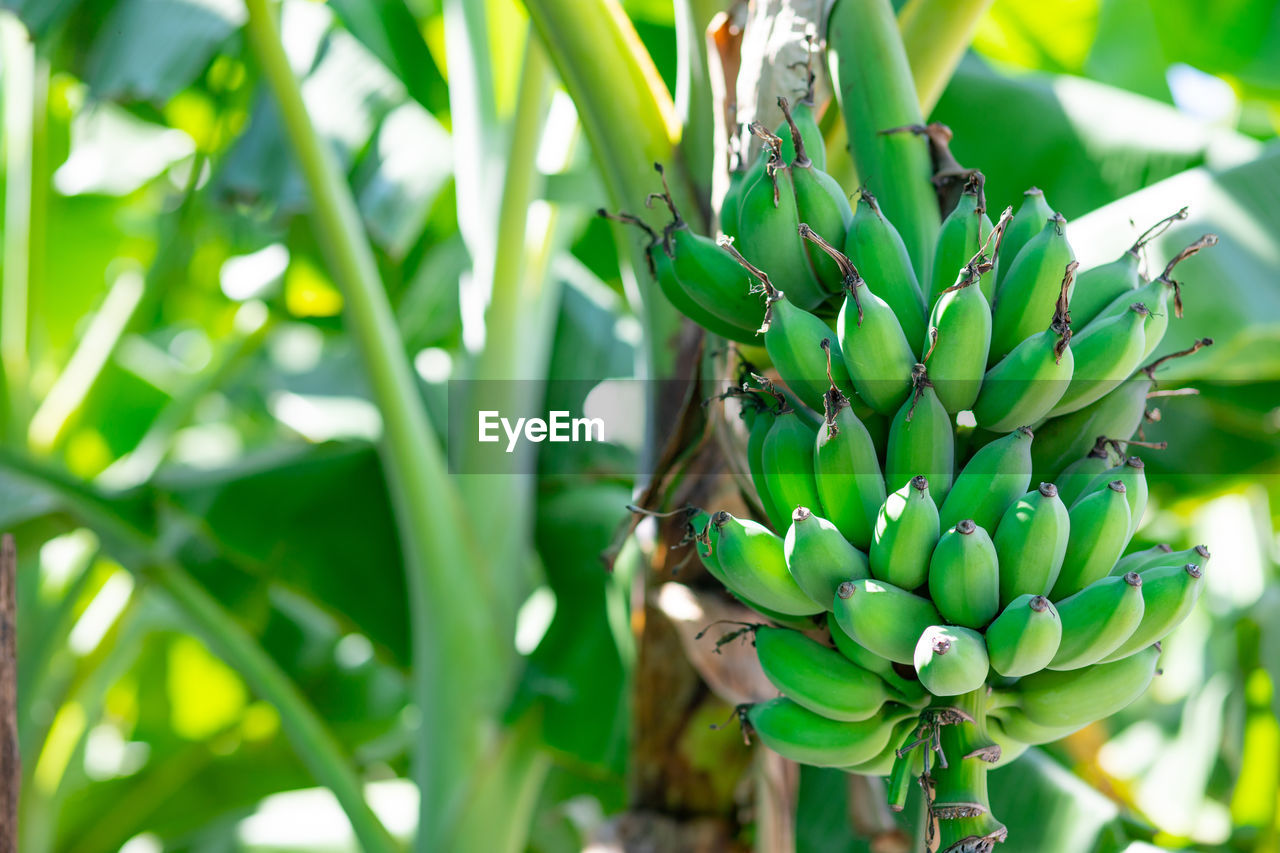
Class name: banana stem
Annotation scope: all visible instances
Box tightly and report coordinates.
[923,690,1006,853]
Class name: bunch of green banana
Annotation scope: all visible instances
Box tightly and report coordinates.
[617,77,1221,848]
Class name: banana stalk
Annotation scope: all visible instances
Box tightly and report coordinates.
[918,691,1007,853]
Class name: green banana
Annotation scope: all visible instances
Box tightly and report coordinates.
[993,483,1070,608]
[989,708,1083,746]
[1110,543,1173,576]
[844,189,927,347]
[827,0,939,277]
[800,224,916,415]
[719,162,747,241]
[971,263,1075,432]
[745,400,789,532]
[1048,303,1149,417]
[747,697,914,767]
[1012,643,1161,729]
[939,426,1033,533]
[735,124,830,310]
[600,210,758,343]
[815,373,886,550]
[828,613,930,706]
[995,187,1054,294]
[780,98,853,296]
[1068,208,1188,326]
[688,509,810,625]
[986,594,1062,677]
[761,410,823,523]
[984,716,1031,767]
[990,213,1076,362]
[1029,374,1152,484]
[1089,234,1217,362]
[1048,572,1145,670]
[1080,455,1148,539]
[914,624,990,696]
[1102,561,1205,662]
[886,726,926,808]
[870,475,941,591]
[928,519,1000,629]
[833,577,941,665]
[1050,481,1132,599]
[926,173,994,305]
[1054,437,1114,507]
[885,365,956,501]
[710,512,824,615]
[844,716,921,776]
[719,239,855,412]
[784,507,870,608]
[754,626,890,721]
[777,77,826,171]
[647,164,766,335]
[924,211,1004,412]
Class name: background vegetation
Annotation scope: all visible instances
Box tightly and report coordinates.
[0,0,1277,850]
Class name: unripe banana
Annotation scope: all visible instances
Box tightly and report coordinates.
[800,225,917,414]
[601,210,758,343]
[761,411,823,522]
[939,426,1033,533]
[989,708,1082,745]
[844,716,920,776]
[719,163,747,241]
[986,594,1062,677]
[833,577,941,665]
[1030,374,1152,484]
[1090,234,1216,362]
[1102,561,1205,663]
[984,716,1031,767]
[711,512,824,615]
[647,165,766,335]
[926,173,994,305]
[1012,643,1161,729]
[815,379,886,550]
[1048,571,1145,670]
[777,85,826,171]
[871,475,941,591]
[1048,303,1149,417]
[754,626,890,721]
[828,614,930,706]
[1050,481,1131,599]
[886,727,926,809]
[746,403,789,532]
[747,697,914,767]
[1054,438,1113,507]
[1110,543,1174,576]
[720,239,856,412]
[736,126,829,310]
[784,508,870,608]
[780,98,852,295]
[925,249,995,414]
[1079,455,1148,539]
[843,190,927,346]
[928,519,1000,629]
[995,187,1054,294]
[689,510,809,624]
[885,365,955,500]
[1071,252,1142,329]
[993,483,1070,607]
[971,264,1075,432]
[990,213,1076,363]
[913,624,990,696]
[1069,208,1190,325]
